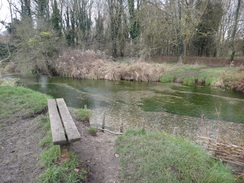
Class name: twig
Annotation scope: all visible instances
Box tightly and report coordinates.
[119,117,123,133]
[102,112,106,132]
[97,127,123,135]
[212,157,244,166]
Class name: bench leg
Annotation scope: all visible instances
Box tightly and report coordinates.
[60,144,71,160]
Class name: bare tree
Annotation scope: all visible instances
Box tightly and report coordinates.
[230,0,242,61]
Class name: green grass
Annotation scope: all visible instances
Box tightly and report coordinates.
[182,76,196,85]
[40,151,86,183]
[160,65,241,89]
[88,127,97,136]
[116,129,235,183]
[38,131,52,147]
[0,86,50,123]
[38,108,87,183]
[72,108,91,121]
[160,75,174,83]
[0,85,86,182]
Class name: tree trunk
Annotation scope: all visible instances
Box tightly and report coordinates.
[230,0,241,62]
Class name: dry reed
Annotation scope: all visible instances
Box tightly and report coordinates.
[55,50,165,82]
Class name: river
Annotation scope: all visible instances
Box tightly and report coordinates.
[20,75,244,146]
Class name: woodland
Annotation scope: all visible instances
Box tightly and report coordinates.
[0,0,243,74]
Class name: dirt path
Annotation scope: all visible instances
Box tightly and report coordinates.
[0,116,120,183]
[0,117,44,183]
[73,120,120,183]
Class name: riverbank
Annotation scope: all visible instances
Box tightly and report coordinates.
[0,80,123,182]
[53,50,244,93]
[0,81,242,182]
[0,80,241,182]
[0,84,88,182]
[0,85,49,182]
[116,129,237,183]
[2,50,244,93]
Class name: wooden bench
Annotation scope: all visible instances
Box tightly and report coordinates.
[48,98,81,159]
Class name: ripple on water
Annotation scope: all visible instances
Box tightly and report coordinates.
[21,76,244,146]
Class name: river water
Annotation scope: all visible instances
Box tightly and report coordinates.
[21,75,244,146]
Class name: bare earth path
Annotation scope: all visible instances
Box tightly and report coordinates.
[0,118,44,183]
[73,120,120,183]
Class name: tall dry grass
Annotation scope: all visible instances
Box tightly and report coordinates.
[55,49,165,82]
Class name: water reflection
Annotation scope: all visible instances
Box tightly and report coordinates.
[21,75,244,145]
[40,75,48,89]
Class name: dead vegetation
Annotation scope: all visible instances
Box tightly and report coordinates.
[55,50,165,82]
[54,50,244,94]
[200,137,244,168]
[232,78,244,93]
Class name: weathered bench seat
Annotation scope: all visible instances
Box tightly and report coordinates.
[48,98,81,158]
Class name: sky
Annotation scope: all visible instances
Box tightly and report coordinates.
[0,0,15,32]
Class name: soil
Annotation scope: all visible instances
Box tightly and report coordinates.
[73,120,120,183]
[0,116,120,183]
[0,117,44,183]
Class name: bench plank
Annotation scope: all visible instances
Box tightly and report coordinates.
[56,98,81,143]
[48,99,67,145]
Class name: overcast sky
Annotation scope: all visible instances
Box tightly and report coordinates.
[0,0,15,32]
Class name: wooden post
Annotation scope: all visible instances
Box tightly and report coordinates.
[84,104,87,109]
[88,115,91,126]
[200,114,204,136]
[173,127,179,136]
[60,144,71,160]
[102,112,106,132]
[119,117,123,133]
[141,119,145,130]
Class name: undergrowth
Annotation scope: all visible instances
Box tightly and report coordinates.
[116,129,236,183]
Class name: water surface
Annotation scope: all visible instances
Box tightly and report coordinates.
[21,75,244,145]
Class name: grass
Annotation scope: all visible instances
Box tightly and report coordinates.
[38,104,87,183]
[0,86,50,123]
[160,65,242,90]
[38,115,87,183]
[116,129,236,183]
[0,84,86,182]
[40,150,86,183]
[88,127,97,136]
[72,108,91,121]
